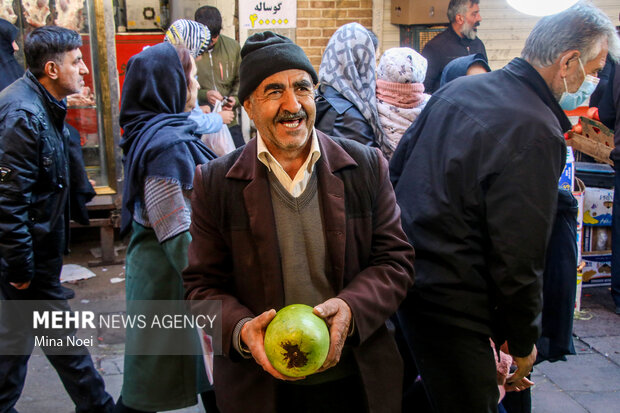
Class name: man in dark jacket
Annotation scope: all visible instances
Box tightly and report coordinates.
[0,26,114,412]
[391,3,619,412]
[183,31,415,413]
[422,0,487,94]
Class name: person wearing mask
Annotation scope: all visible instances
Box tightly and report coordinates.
[194,6,243,147]
[422,0,487,94]
[183,31,414,413]
[0,18,24,92]
[390,3,618,412]
[115,42,217,413]
[315,23,385,151]
[375,47,430,159]
[0,26,114,413]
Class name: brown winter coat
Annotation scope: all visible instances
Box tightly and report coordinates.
[183,131,415,413]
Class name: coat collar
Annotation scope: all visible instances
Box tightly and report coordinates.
[24,70,67,130]
[504,58,572,132]
[226,129,357,180]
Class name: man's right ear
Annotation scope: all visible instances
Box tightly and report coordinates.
[558,50,580,78]
[243,98,253,119]
[44,60,59,80]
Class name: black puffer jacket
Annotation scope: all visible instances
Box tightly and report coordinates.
[315,85,376,147]
[0,71,70,284]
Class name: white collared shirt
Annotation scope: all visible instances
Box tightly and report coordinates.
[257,129,321,198]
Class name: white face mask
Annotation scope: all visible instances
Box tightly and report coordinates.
[558,58,600,111]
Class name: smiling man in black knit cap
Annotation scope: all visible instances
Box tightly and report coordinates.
[183,31,415,413]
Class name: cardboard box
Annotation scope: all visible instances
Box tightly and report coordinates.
[566,117,614,165]
[391,0,450,25]
[581,252,611,286]
[582,226,612,252]
[583,187,613,226]
[558,147,575,191]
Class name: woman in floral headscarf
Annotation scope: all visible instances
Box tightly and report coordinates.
[315,23,385,152]
[376,47,430,159]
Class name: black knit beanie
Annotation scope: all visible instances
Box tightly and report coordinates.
[238,31,318,103]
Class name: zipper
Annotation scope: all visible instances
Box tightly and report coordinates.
[209,51,220,94]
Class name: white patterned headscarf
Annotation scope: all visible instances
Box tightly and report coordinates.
[164,19,210,58]
[319,23,384,149]
[377,47,427,84]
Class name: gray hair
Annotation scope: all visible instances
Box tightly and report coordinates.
[522,1,620,68]
[447,0,480,23]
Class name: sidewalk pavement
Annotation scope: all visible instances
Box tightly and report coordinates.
[13,238,620,413]
[532,285,620,412]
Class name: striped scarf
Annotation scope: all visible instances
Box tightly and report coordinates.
[164,19,210,58]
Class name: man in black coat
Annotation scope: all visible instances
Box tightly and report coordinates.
[422,0,487,94]
[391,3,619,412]
[0,26,113,412]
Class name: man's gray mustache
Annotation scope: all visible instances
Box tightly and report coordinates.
[275,110,307,122]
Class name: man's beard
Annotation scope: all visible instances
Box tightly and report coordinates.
[462,21,479,40]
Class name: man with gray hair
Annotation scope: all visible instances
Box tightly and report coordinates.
[391,2,619,412]
[422,0,487,93]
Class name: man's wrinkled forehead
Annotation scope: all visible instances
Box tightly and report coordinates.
[254,69,314,94]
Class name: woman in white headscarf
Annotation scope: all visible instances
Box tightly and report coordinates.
[376,47,430,159]
[315,23,385,152]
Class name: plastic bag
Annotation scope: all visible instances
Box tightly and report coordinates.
[201,100,235,156]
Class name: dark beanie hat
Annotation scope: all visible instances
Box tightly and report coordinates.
[239,31,318,103]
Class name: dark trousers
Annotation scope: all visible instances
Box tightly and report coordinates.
[501,387,531,413]
[276,375,368,413]
[398,307,499,413]
[536,189,577,362]
[612,162,620,310]
[113,391,219,413]
[0,265,113,413]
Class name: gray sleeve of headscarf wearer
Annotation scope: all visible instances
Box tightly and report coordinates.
[143,176,192,243]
